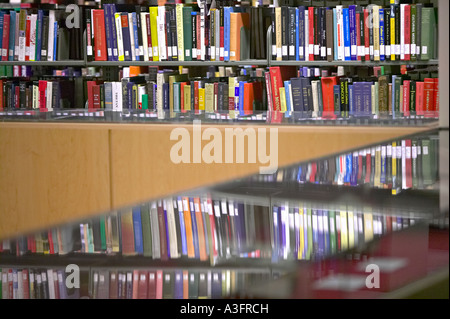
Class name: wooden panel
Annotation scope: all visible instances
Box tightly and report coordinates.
[0,123,111,240]
[110,123,436,211]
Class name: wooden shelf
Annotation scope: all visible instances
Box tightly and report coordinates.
[0,121,438,240]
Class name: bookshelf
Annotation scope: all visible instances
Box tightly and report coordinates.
[0,0,447,300]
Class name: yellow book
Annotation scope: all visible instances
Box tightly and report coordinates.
[364,209,374,243]
[279,87,287,113]
[275,7,282,61]
[183,84,191,111]
[176,4,184,61]
[205,83,214,113]
[149,7,159,62]
[228,77,236,118]
[340,209,348,252]
[298,207,305,260]
[392,141,397,195]
[347,209,355,249]
[374,146,381,188]
[373,5,380,61]
[390,3,396,61]
[198,88,205,111]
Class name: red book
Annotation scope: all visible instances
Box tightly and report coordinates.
[22,269,30,299]
[145,14,153,61]
[423,78,435,118]
[38,80,47,111]
[308,7,315,61]
[309,162,317,183]
[433,78,439,118]
[86,81,97,110]
[264,72,273,112]
[358,152,363,181]
[194,81,199,113]
[356,11,361,61]
[14,85,20,109]
[269,66,297,112]
[404,5,411,61]
[48,230,55,255]
[321,76,338,119]
[25,15,31,61]
[109,272,118,299]
[155,270,163,299]
[0,79,3,110]
[213,82,218,112]
[405,139,412,189]
[386,216,393,233]
[182,271,189,299]
[220,26,224,61]
[1,14,10,61]
[8,269,13,299]
[196,15,201,60]
[364,9,370,61]
[92,85,101,109]
[138,271,148,299]
[193,197,207,261]
[53,271,60,299]
[402,80,410,117]
[365,151,371,184]
[148,271,157,299]
[132,270,139,299]
[180,82,187,112]
[416,81,424,116]
[93,10,107,61]
[157,201,168,261]
[243,82,254,115]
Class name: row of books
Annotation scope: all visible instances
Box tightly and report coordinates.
[1,195,422,262]
[271,2,438,62]
[265,137,439,193]
[86,3,266,63]
[0,8,84,62]
[267,65,439,117]
[0,267,274,299]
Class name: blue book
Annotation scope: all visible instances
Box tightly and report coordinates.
[104,4,113,61]
[239,81,246,116]
[295,8,299,61]
[121,13,132,61]
[110,4,118,61]
[317,210,324,258]
[0,13,4,55]
[343,8,351,61]
[9,11,17,61]
[234,85,239,111]
[163,201,171,258]
[271,206,280,263]
[132,206,144,255]
[349,5,357,61]
[297,166,302,182]
[176,197,188,256]
[322,210,330,256]
[284,80,292,112]
[290,77,304,113]
[381,147,386,184]
[280,206,287,259]
[362,82,372,117]
[131,12,140,61]
[299,6,305,61]
[174,270,183,299]
[163,82,169,110]
[351,152,358,186]
[349,84,354,116]
[127,82,134,110]
[379,8,385,61]
[352,82,362,117]
[333,8,338,61]
[189,198,200,259]
[345,153,352,184]
[53,21,58,61]
[223,7,233,62]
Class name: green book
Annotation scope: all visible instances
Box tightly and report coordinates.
[99,216,107,251]
[420,7,436,60]
[142,94,148,110]
[394,77,402,115]
[421,139,436,186]
[329,210,337,255]
[140,203,152,257]
[306,208,313,260]
[182,6,193,62]
[163,271,174,299]
[188,271,198,299]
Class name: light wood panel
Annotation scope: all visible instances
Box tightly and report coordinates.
[0,123,111,240]
[109,123,436,211]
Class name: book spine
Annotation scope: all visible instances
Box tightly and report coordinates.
[349,5,356,61]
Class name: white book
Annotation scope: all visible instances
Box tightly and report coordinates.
[288,83,293,112]
[337,6,344,61]
[304,10,309,61]
[115,13,125,61]
[46,81,53,111]
[150,202,161,259]
[137,85,146,109]
[141,12,149,61]
[165,198,179,258]
[400,4,405,60]
[128,13,136,61]
[17,270,23,299]
[47,269,55,299]
[32,84,39,109]
[157,6,167,61]
[29,14,37,61]
[47,10,55,61]
[15,15,20,61]
[215,8,220,60]
[311,80,319,118]
[200,8,205,60]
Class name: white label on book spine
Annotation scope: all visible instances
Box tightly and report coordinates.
[358,46,364,56]
[345,47,351,58]
[276,48,282,59]
[422,46,428,55]
[380,45,385,56]
[412,146,417,159]
[405,44,410,55]
[314,45,319,56]
[327,48,332,56]
[272,45,276,56]
[396,45,401,55]
[108,48,112,56]
[416,46,421,55]
[185,49,190,57]
[220,47,224,58]
[300,47,304,57]
[309,44,314,55]
[423,146,428,155]
[290,46,295,56]
[387,145,392,157]
[406,147,411,159]
[351,45,357,56]
[321,47,326,57]
[86,47,92,56]
[193,48,198,57]
[386,45,391,57]
[282,46,288,56]
[411,44,416,56]
[230,51,235,57]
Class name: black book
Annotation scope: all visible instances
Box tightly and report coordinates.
[394,5,401,61]
[320,7,327,61]
[288,7,296,60]
[314,7,320,61]
[271,8,276,60]
[281,6,288,61]
[170,7,178,61]
[135,6,144,61]
[42,16,49,61]
[369,7,374,61]
[385,8,391,61]
[19,82,26,109]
